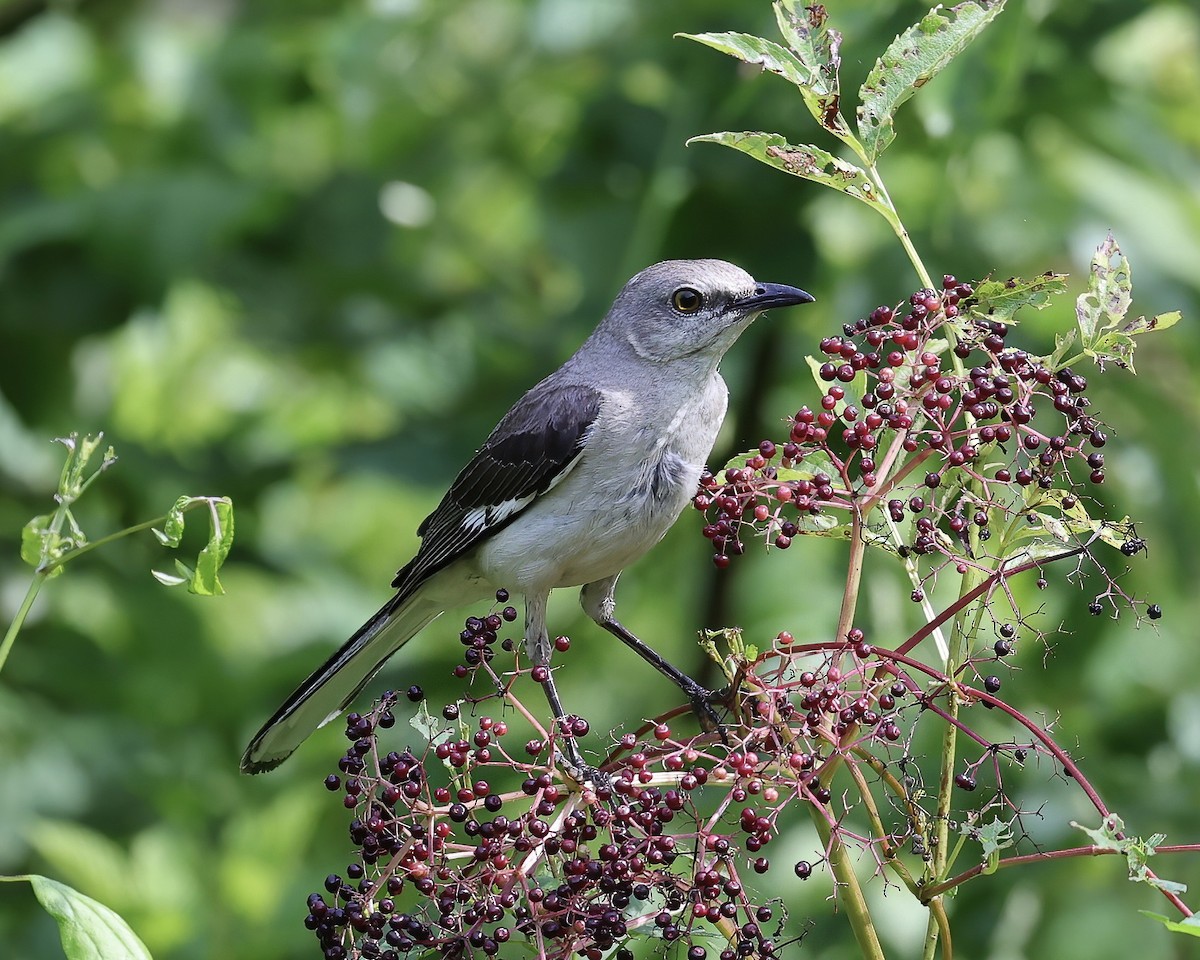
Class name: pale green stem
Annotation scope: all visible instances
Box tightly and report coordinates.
[0,577,45,678]
[40,517,167,574]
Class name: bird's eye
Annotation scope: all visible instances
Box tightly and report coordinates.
[671,287,704,314]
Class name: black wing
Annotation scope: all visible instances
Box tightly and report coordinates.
[391,381,602,597]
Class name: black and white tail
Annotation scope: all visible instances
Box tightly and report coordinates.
[240,594,443,773]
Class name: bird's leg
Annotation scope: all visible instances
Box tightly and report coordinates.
[524,592,607,787]
[580,577,729,736]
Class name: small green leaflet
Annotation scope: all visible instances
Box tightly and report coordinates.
[1075,233,1181,372]
[1072,815,1188,895]
[410,699,452,745]
[804,354,868,409]
[960,817,1014,875]
[687,132,884,211]
[857,0,1006,162]
[1140,912,1200,939]
[27,874,153,960]
[151,496,234,596]
[1013,488,1134,559]
[967,273,1068,325]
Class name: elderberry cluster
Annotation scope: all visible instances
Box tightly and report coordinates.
[697,274,1140,587]
[305,603,817,960]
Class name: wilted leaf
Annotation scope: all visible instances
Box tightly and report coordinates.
[967,273,1068,324]
[857,0,1006,161]
[687,132,885,209]
[27,875,153,960]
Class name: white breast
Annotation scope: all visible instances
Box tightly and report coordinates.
[473,373,729,593]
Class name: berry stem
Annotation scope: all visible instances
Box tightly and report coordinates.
[37,516,166,574]
[811,810,886,960]
[834,508,867,652]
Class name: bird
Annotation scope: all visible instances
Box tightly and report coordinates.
[241,259,813,774]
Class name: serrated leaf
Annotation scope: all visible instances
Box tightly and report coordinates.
[772,2,851,138]
[1141,912,1200,938]
[1049,329,1078,368]
[28,875,153,960]
[857,0,1006,162]
[968,273,1068,324]
[962,817,1014,874]
[687,132,885,209]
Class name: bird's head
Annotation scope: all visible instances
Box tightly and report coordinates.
[604,259,814,363]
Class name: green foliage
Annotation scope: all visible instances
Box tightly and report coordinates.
[21,875,152,960]
[0,1,1196,958]
[1073,815,1187,895]
[856,0,1006,161]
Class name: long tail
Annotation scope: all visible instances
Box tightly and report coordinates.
[240,592,443,773]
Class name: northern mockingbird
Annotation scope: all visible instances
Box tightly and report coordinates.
[242,259,813,774]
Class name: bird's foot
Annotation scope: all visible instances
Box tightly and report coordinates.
[682,681,733,744]
[558,740,614,793]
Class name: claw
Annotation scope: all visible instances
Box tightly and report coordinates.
[684,683,732,743]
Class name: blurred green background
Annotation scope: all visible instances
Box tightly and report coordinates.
[1,0,1198,958]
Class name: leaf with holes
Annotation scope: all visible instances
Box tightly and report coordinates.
[1076,233,1181,372]
[771,2,851,139]
[687,132,886,210]
[967,273,1068,325]
[857,0,1006,162]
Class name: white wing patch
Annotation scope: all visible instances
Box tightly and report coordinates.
[460,439,590,537]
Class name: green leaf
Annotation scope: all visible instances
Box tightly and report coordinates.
[771,2,852,139]
[804,355,868,409]
[21,514,54,568]
[1014,488,1135,557]
[153,496,191,548]
[1072,816,1188,894]
[150,496,234,595]
[189,497,233,596]
[1140,912,1200,939]
[961,817,1014,874]
[967,273,1068,324]
[1075,233,1182,372]
[411,699,453,745]
[27,875,153,960]
[857,0,1006,162]
[687,132,886,209]
[678,32,812,88]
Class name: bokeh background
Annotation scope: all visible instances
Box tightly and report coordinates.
[1,1,1198,958]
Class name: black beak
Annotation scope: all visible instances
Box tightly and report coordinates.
[742,281,816,312]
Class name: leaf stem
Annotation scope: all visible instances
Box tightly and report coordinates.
[0,576,45,679]
[38,517,167,575]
